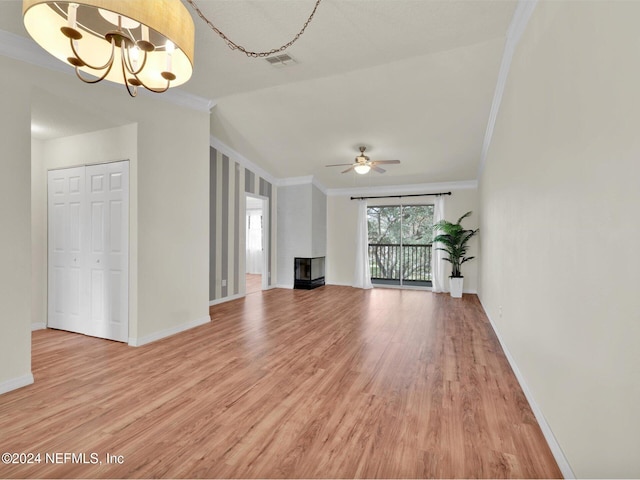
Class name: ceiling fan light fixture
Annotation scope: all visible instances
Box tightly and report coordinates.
[325,145,399,175]
[354,164,371,175]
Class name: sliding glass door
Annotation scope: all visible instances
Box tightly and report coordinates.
[367,205,434,286]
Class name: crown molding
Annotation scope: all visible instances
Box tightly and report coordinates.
[311,177,329,195]
[0,28,215,113]
[210,135,278,185]
[478,0,538,178]
[0,28,72,74]
[506,0,539,45]
[277,176,314,187]
[326,180,478,197]
[210,135,331,192]
[154,89,216,113]
[275,175,328,195]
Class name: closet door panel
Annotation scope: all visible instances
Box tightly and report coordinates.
[85,162,129,342]
[47,167,86,334]
[106,163,129,341]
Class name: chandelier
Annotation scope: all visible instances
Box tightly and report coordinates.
[22,0,323,98]
[22,0,195,97]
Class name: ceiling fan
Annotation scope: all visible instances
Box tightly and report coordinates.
[325,146,400,174]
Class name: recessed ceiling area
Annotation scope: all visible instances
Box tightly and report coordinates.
[0,0,518,187]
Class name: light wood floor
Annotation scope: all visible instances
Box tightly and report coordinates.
[245,273,262,294]
[0,287,561,478]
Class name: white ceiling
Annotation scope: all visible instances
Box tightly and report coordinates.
[0,0,518,189]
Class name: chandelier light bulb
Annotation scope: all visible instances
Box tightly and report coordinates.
[141,25,150,43]
[165,40,174,73]
[130,45,139,69]
[67,3,78,28]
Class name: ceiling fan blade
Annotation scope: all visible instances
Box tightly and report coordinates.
[371,160,400,165]
[326,163,356,167]
[372,165,386,173]
[341,166,355,174]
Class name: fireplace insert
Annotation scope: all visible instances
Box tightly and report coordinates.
[294,257,325,289]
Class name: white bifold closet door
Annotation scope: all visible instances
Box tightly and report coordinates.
[48,161,129,343]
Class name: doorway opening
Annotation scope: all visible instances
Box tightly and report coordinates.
[245,194,269,294]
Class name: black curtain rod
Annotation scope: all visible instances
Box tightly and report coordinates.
[350,192,452,200]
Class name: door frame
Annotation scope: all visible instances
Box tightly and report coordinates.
[367,203,434,290]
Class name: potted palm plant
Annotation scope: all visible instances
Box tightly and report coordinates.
[433,211,478,298]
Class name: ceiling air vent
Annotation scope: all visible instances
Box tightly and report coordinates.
[265,53,297,67]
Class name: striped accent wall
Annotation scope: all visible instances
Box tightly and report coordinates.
[210,147,275,302]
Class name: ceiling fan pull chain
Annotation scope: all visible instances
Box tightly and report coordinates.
[184,0,323,58]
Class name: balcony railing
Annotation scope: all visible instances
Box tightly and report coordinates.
[368,243,432,284]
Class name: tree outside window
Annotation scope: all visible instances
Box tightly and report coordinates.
[367,205,434,286]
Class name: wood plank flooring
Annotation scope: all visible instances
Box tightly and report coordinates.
[245,273,262,294]
[0,286,562,478]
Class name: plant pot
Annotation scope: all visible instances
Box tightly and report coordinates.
[449,277,463,298]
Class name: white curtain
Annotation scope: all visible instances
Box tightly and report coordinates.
[246,211,263,274]
[353,200,373,289]
[432,196,448,292]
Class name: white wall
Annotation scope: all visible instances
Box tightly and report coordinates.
[135,105,209,341]
[326,195,358,286]
[327,188,479,289]
[276,183,327,287]
[311,184,327,257]
[0,54,209,393]
[31,138,46,329]
[479,2,640,477]
[0,60,32,393]
[277,184,312,287]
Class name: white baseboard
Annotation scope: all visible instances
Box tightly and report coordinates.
[128,315,211,347]
[276,284,294,289]
[31,322,46,331]
[209,293,244,306]
[478,298,575,479]
[372,284,431,291]
[0,373,34,395]
[325,282,475,294]
[208,286,287,305]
